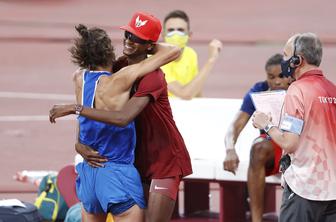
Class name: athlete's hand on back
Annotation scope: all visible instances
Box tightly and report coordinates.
[75,142,108,168]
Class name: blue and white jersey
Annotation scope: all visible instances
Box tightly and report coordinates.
[78,70,136,164]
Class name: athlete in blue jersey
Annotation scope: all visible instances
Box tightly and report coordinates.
[78,70,136,164]
[76,69,144,219]
[50,24,180,222]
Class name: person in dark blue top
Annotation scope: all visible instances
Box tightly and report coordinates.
[223,53,292,222]
[50,24,180,222]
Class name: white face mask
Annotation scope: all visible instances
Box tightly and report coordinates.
[164,31,189,49]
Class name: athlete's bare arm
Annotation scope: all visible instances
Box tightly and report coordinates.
[111,43,180,89]
[99,43,180,101]
[50,43,180,117]
[49,69,83,122]
[72,68,83,104]
[73,69,85,142]
[50,93,150,127]
[223,111,251,174]
[88,43,180,111]
[68,96,151,167]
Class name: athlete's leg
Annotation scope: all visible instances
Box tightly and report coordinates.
[247,138,275,222]
[113,205,144,222]
[82,207,106,222]
[146,192,175,222]
[145,177,180,222]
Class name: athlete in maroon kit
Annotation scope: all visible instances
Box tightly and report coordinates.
[49,12,192,222]
[132,69,193,184]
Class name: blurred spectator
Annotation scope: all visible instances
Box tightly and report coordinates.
[161,10,222,99]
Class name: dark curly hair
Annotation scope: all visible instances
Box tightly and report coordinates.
[69,24,115,70]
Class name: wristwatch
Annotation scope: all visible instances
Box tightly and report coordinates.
[74,104,83,115]
[264,123,275,134]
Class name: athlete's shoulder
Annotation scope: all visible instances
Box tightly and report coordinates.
[72,68,84,78]
[72,69,84,84]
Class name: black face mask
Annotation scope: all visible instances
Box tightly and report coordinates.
[281,58,296,78]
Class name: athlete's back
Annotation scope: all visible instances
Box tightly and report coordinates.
[77,70,136,163]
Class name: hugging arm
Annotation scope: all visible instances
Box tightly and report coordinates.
[49,44,179,121]
[111,43,180,93]
[50,95,150,127]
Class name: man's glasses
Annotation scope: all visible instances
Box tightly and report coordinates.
[124,31,150,44]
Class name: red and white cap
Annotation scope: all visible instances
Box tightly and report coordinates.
[120,11,162,42]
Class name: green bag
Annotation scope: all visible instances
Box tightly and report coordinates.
[34,174,69,221]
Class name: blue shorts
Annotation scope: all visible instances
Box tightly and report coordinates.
[75,161,146,215]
